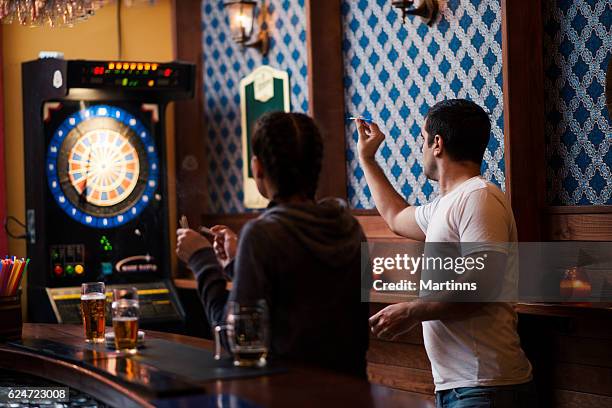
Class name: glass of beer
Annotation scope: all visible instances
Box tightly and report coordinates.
[112,298,139,353]
[81,282,107,343]
[214,300,269,367]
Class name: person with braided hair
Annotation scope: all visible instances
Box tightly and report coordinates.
[176,111,369,377]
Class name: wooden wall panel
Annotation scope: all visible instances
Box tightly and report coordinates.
[367,301,433,395]
[519,313,612,407]
[173,0,208,224]
[501,0,546,241]
[368,362,434,396]
[173,0,207,279]
[305,0,347,200]
[354,211,405,240]
[368,340,431,371]
[545,206,612,241]
[553,390,612,408]
[553,363,612,397]
[552,336,612,368]
[368,308,424,347]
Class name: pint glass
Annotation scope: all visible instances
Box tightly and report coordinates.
[81,282,106,343]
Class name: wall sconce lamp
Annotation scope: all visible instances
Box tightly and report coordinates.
[224,0,269,56]
[392,0,439,26]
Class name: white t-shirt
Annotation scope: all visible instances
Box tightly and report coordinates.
[414,176,532,391]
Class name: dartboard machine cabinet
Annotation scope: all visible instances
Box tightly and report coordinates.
[22,58,194,331]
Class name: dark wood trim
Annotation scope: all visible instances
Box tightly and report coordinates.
[543,206,612,240]
[198,211,409,241]
[355,214,405,240]
[305,0,348,200]
[370,292,419,304]
[352,209,380,216]
[352,210,413,241]
[545,212,612,241]
[374,292,612,318]
[173,0,208,223]
[368,340,431,371]
[0,29,7,255]
[547,205,612,215]
[367,362,434,396]
[515,303,612,318]
[501,0,546,241]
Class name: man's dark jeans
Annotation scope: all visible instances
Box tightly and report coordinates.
[435,381,538,408]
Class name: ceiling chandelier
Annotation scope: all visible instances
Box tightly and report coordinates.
[0,0,154,27]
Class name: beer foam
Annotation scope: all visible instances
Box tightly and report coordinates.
[113,316,138,321]
[81,293,106,300]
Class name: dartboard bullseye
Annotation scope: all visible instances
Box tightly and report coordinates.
[46,105,159,228]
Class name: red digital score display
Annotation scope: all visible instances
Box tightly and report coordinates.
[72,60,191,92]
[91,63,172,78]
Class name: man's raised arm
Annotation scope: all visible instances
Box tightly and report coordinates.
[356,120,425,241]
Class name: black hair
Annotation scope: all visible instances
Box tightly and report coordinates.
[424,99,491,165]
[251,111,323,199]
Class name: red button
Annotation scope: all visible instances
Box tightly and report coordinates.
[53,265,63,276]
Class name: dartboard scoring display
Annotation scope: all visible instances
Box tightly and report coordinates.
[46,105,159,228]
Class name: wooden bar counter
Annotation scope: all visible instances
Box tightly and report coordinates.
[0,324,434,408]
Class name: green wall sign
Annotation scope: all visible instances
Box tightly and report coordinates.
[240,65,290,208]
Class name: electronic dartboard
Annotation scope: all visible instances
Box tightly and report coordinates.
[22,58,195,328]
[46,104,159,229]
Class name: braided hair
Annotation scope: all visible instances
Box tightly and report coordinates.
[251,111,323,200]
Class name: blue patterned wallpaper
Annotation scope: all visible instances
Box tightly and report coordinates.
[202,0,308,213]
[544,0,612,205]
[342,0,505,209]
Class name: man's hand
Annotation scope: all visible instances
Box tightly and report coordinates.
[369,302,419,340]
[176,228,211,263]
[356,119,386,162]
[210,225,238,268]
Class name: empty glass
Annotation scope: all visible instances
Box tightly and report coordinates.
[214,300,270,367]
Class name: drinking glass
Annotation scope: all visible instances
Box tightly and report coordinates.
[214,300,269,367]
[113,286,138,301]
[81,282,106,343]
[112,299,139,353]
